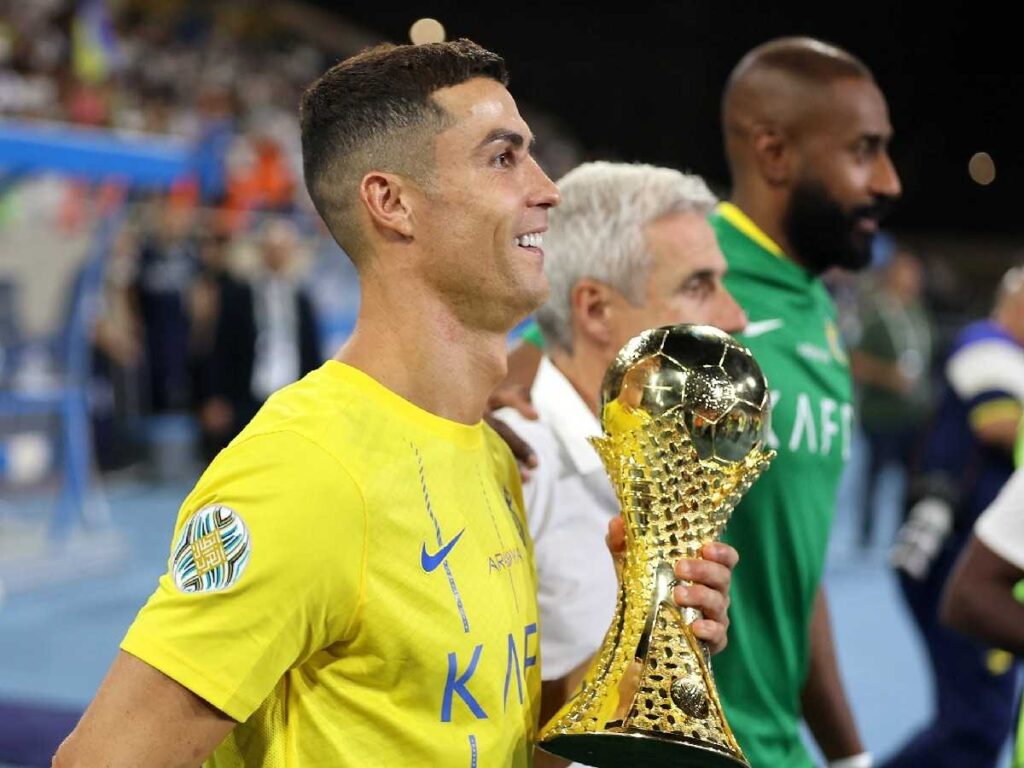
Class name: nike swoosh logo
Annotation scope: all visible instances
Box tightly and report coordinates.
[742,318,784,338]
[421,529,465,573]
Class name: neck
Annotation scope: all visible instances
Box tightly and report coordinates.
[336,273,509,425]
[549,344,609,418]
[730,184,802,266]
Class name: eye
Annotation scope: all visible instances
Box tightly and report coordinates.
[681,277,713,299]
[853,138,882,162]
[493,150,513,168]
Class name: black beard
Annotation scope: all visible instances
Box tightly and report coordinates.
[783,179,892,274]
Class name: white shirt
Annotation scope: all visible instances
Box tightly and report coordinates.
[975,466,1024,569]
[498,357,620,682]
[251,276,300,401]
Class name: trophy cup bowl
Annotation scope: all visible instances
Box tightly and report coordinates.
[537,324,775,767]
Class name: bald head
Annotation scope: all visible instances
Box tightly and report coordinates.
[719,37,900,274]
[723,37,873,176]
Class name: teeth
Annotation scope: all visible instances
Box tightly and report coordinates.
[516,233,543,248]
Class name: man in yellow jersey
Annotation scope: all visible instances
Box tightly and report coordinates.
[54,40,736,767]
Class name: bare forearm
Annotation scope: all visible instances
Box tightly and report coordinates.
[54,651,235,768]
[800,588,864,760]
[942,536,1024,654]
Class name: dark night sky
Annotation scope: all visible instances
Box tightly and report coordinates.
[329,2,1024,238]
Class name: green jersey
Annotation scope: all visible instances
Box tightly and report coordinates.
[712,203,853,768]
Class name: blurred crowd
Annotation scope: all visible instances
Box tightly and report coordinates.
[1,2,583,479]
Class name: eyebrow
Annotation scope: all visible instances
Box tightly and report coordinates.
[478,128,536,152]
[858,131,891,147]
[685,269,718,283]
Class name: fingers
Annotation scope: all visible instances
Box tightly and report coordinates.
[673,545,735,656]
[672,582,729,625]
[483,414,538,470]
[674,556,733,596]
[674,582,730,656]
[605,516,626,556]
[690,618,728,655]
[701,542,739,570]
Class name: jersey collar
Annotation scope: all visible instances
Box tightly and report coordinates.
[716,202,788,261]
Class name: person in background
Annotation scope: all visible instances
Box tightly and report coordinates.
[199,218,319,455]
[130,200,199,415]
[886,265,1024,768]
[494,161,745,768]
[851,247,933,549]
[942,440,1024,768]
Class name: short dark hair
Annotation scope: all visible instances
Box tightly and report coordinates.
[299,39,508,261]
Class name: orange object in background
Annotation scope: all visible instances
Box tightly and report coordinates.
[221,135,296,232]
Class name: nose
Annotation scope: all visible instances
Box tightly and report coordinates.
[528,157,561,209]
[714,286,747,335]
[870,151,902,200]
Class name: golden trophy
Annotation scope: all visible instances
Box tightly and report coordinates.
[537,324,775,767]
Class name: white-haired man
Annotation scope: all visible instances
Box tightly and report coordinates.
[496,161,746,768]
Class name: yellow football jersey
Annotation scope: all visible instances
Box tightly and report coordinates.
[121,361,540,766]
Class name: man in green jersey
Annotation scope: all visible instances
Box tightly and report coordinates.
[494,36,901,768]
[709,37,900,768]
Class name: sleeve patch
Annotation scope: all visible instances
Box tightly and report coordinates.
[172,505,252,594]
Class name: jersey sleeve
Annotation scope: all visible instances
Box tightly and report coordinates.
[946,339,1024,433]
[121,430,367,722]
[975,466,1024,571]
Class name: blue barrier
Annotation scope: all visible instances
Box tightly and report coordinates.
[0,120,199,596]
[0,119,191,187]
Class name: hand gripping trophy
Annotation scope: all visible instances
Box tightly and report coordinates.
[538,324,775,767]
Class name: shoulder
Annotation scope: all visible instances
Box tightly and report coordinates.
[975,467,1024,570]
[946,325,1024,400]
[199,428,364,511]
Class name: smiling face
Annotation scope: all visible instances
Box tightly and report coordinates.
[407,77,561,332]
[784,76,902,272]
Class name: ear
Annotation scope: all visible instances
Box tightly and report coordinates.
[750,124,794,186]
[359,172,415,240]
[571,278,615,347]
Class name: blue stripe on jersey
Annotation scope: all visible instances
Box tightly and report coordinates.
[414,445,471,633]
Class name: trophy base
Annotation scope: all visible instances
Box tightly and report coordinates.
[540,731,748,768]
